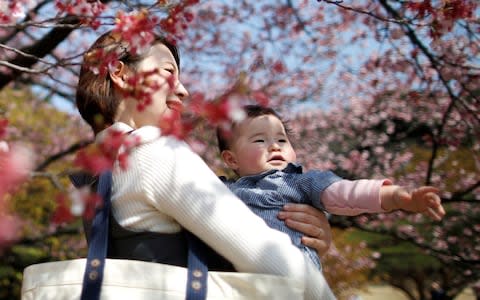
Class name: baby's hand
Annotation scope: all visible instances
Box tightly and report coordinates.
[394,186,445,221]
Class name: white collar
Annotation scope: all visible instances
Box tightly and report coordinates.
[96,122,162,145]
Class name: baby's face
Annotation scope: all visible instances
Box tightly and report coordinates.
[228,114,296,177]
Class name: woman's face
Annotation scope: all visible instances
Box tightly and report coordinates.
[116,43,189,128]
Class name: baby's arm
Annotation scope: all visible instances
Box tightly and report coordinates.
[380,185,445,221]
[322,179,445,220]
[322,179,392,216]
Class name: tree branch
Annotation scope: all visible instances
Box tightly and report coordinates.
[0,15,81,89]
[376,0,467,186]
[0,0,113,89]
[285,0,314,39]
[330,215,479,266]
[446,180,480,202]
[31,171,66,190]
[320,0,415,25]
[0,0,52,45]
[35,139,92,172]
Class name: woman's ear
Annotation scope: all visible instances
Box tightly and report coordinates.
[109,61,128,89]
[221,150,238,170]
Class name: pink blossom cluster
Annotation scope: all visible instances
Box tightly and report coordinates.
[74,127,140,174]
[49,127,141,224]
[158,110,194,141]
[120,69,163,112]
[84,47,122,77]
[0,119,34,252]
[158,0,198,40]
[405,0,477,37]
[113,10,159,55]
[55,0,106,29]
[0,0,36,24]
[51,189,101,225]
[0,118,34,197]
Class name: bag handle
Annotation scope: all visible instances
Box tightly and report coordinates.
[185,233,209,299]
[80,171,208,300]
[80,171,111,300]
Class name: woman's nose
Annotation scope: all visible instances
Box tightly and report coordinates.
[175,81,189,100]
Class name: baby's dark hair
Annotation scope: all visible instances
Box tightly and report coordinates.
[216,104,292,153]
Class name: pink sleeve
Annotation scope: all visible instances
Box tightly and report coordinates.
[322,179,393,216]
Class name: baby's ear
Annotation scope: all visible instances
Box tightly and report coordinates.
[221,150,238,170]
[109,61,129,89]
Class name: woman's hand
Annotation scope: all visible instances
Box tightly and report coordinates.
[278,204,332,257]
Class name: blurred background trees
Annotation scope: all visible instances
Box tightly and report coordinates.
[0,1,478,299]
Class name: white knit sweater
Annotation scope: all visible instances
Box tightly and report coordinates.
[98,122,335,300]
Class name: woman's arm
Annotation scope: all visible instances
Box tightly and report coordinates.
[117,134,335,299]
[141,138,301,273]
[278,204,332,257]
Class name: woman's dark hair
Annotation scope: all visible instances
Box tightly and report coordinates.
[76,31,180,134]
[216,104,291,153]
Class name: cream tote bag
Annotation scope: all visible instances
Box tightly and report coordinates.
[21,258,303,300]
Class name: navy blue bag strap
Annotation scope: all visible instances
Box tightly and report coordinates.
[79,171,209,300]
[80,171,112,300]
[185,233,209,300]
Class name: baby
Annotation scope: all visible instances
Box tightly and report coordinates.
[217,104,445,269]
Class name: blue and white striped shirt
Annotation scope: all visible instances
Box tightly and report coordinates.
[221,163,342,269]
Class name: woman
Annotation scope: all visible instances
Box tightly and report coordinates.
[75,31,335,299]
